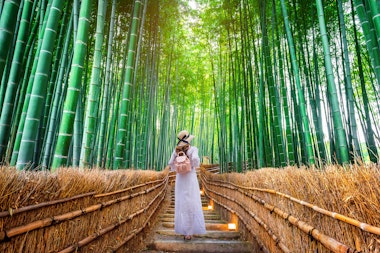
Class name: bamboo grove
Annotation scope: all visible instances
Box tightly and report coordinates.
[196,0,380,171]
[0,0,379,171]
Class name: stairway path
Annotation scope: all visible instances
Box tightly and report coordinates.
[140,188,254,253]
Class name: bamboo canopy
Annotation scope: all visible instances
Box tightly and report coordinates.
[0,0,378,170]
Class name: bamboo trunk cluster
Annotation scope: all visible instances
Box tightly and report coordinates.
[0,0,380,170]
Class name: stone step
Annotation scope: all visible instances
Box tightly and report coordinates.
[141,190,255,253]
[170,196,207,199]
[169,200,209,204]
[165,209,215,214]
[168,205,209,210]
[160,213,221,220]
[162,222,229,231]
[169,201,209,205]
[171,195,207,199]
[156,229,241,239]
[149,239,253,253]
[160,217,225,223]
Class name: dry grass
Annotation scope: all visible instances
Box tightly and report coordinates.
[205,163,380,252]
[0,166,166,211]
[227,163,380,227]
[2,164,379,252]
[0,166,169,253]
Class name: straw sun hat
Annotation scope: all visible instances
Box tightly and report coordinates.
[176,130,195,147]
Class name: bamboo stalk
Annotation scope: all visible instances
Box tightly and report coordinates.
[5,217,53,238]
[54,204,102,222]
[101,179,166,208]
[94,177,166,198]
[202,164,220,169]
[276,207,358,253]
[200,165,220,174]
[0,192,95,218]
[206,167,220,173]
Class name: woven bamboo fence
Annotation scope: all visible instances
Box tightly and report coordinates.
[0,167,170,253]
[200,164,380,253]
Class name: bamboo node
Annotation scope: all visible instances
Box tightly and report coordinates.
[308,227,315,237]
[284,212,291,221]
[0,230,10,242]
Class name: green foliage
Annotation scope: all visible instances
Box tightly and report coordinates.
[0,0,379,170]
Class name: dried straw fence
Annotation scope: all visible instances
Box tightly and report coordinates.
[0,167,170,252]
[200,164,380,253]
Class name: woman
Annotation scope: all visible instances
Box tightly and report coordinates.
[168,130,206,240]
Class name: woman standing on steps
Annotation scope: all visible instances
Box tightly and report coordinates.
[168,130,206,240]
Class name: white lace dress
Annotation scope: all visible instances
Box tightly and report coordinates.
[168,146,206,236]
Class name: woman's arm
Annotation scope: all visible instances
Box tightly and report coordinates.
[188,146,200,169]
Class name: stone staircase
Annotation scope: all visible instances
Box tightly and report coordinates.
[141,188,254,253]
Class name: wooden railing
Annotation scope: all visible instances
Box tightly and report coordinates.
[0,170,170,253]
[3,164,377,252]
[200,165,380,253]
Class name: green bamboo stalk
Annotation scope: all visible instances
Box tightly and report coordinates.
[97,0,116,168]
[6,28,36,164]
[80,0,107,167]
[114,0,143,169]
[337,0,361,160]
[41,13,74,169]
[107,33,129,169]
[350,0,378,162]
[0,0,21,85]
[0,0,33,161]
[0,0,22,113]
[106,81,120,169]
[16,0,64,169]
[8,10,41,165]
[52,0,92,170]
[0,0,4,13]
[311,26,327,164]
[280,0,315,166]
[353,0,380,86]
[72,91,82,167]
[367,0,380,48]
[257,50,265,168]
[11,1,48,165]
[315,0,349,164]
